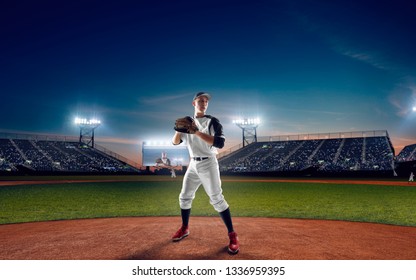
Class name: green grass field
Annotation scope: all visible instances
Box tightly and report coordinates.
[1,176,416,226]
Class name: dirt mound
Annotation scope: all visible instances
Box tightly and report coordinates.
[1,217,416,260]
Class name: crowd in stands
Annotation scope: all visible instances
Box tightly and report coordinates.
[395,144,416,162]
[0,138,138,173]
[2,134,412,175]
[219,136,395,173]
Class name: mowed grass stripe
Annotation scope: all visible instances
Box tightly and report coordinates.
[0,180,415,226]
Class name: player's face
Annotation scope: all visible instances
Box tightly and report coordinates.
[193,96,209,115]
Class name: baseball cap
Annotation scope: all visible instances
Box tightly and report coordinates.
[193,92,211,100]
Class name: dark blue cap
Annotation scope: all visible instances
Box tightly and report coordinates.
[193,92,211,100]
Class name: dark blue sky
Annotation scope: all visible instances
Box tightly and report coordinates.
[1,0,416,164]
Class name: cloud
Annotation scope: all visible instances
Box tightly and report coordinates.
[287,1,403,74]
[334,47,390,71]
[138,92,192,105]
[390,135,416,154]
[95,136,139,145]
[307,19,398,73]
[283,107,348,116]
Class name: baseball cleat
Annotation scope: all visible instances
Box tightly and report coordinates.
[228,231,239,254]
[172,225,189,241]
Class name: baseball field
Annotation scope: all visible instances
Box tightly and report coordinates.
[1,175,416,259]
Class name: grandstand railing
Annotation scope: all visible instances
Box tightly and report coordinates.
[218,130,390,159]
[0,132,79,142]
[258,130,389,142]
[93,143,140,170]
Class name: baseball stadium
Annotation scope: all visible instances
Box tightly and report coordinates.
[1,127,416,260]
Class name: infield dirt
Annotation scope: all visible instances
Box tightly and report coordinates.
[1,216,416,260]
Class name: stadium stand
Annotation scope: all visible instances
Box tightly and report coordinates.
[394,143,416,177]
[396,144,416,162]
[219,131,396,176]
[0,135,140,174]
[1,130,412,177]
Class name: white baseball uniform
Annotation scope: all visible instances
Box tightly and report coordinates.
[175,115,228,212]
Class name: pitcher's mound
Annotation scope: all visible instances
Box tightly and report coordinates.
[1,217,416,260]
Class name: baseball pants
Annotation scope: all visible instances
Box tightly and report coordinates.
[179,157,229,212]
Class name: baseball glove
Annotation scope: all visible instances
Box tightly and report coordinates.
[174,116,198,134]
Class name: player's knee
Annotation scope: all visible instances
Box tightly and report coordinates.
[213,200,229,212]
[179,200,193,209]
[210,194,229,212]
[179,195,193,209]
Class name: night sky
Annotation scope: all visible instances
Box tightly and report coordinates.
[1,0,416,165]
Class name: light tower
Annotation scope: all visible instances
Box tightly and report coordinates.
[74,117,101,148]
[233,118,261,147]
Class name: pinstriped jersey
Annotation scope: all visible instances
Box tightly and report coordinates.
[179,115,225,157]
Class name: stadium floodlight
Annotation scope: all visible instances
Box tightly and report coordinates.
[232,118,261,126]
[233,117,261,147]
[74,117,101,126]
[143,140,173,147]
[75,117,101,148]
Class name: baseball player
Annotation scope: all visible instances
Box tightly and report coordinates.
[171,92,239,254]
[171,168,176,178]
[155,152,171,167]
